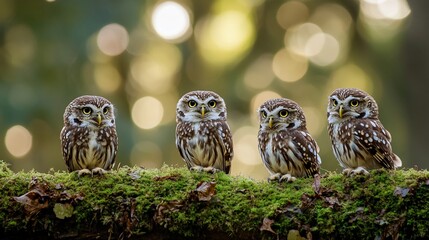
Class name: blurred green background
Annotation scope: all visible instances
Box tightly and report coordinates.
[1,0,426,180]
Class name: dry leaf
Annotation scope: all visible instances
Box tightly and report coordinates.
[260,217,276,234]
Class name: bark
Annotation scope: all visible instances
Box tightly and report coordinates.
[0,161,428,240]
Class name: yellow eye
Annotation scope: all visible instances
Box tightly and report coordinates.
[188,100,197,108]
[332,99,338,106]
[82,107,92,115]
[261,110,267,118]
[279,110,289,118]
[103,106,110,114]
[208,100,217,108]
[350,100,359,107]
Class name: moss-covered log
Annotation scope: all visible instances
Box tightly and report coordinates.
[1,160,429,239]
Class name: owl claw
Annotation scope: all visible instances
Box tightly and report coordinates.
[190,166,204,172]
[92,167,108,175]
[343,167,369,177]
[77,169,92,177]
[268,173,281,182]
[279,174,296,183]
[190,166,220,174]
[268,173,296,183]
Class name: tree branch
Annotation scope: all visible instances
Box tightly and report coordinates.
[1,161,428,239]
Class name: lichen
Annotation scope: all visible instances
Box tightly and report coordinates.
[1,160,429,239]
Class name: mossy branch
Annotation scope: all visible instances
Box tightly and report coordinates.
[1,160,429,240]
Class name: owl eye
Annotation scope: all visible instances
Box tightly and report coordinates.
[279,110,289,118]
[208,100,217,108]
[103,106,110,114]
[188,100,197,108]
[332,99,338,106]
[260,110,267,118]
[82,107,92,115]
[350,100,359,107]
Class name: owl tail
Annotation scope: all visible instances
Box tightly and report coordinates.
[393,154,402,168]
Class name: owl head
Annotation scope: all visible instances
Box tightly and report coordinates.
[63,95,116,129]
[327,88,379,124]
[176,90,227,123]
[258,98,306,131]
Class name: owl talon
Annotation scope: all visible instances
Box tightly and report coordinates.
[203,167,220,174]
[92,167,108,175]
[343,167,369,177]
[279,174,296,183]
[190,166,204,172]
[190,166,220,174]
[77,169,92,177]
[268,173,281,182]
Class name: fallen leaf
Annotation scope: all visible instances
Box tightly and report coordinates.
[153,200,184,225]
[190,181,216,202]
[260,217,276,234]
[53,203,74,219]
[14,177,51,216]
[325,196,340,209]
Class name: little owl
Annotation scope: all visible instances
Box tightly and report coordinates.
[258,98,321,182]
[327,88,402,176]
[60,95,118,176]
[175,90,233,174]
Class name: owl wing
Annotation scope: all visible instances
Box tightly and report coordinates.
[214,121,233,174]
[60,127,75,171]
[289,130,321,176]
[353,119,398,169]
[175,122,195,169]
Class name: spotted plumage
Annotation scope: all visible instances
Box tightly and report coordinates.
[175,90,233,174]
[258,98,321,182]
[60,95,118,176]
[327,88,401,176]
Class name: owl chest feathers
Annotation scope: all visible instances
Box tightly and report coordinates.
[177,120,230,170]
[329,119,385,169]
[259,130,318,177]
[63,126,115,170]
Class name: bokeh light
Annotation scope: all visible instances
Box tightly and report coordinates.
[130,42,182,94]
[5,125,33,158]
[131,96,164,129]
[243,54,275,89]
[151,1,191,42]
[308,33,340,66]
[93,64,122,93]
[272,48,308,82]
[360,0,411,20]
[195,9,255,66]
[97,23,129,56]
[285,23,323,57]
[276,1,309,30]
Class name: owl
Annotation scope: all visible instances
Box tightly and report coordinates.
[327,88,402,176]
[175,90,233,174]
[60,95,118,176]
[258,98,321,182]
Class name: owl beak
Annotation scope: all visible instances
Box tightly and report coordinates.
[96,113,102,125]
[339,105,343,118]
[201,105,206,117]
[268,117,273,129]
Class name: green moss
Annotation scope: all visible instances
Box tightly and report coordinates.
[1,160,429,239]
